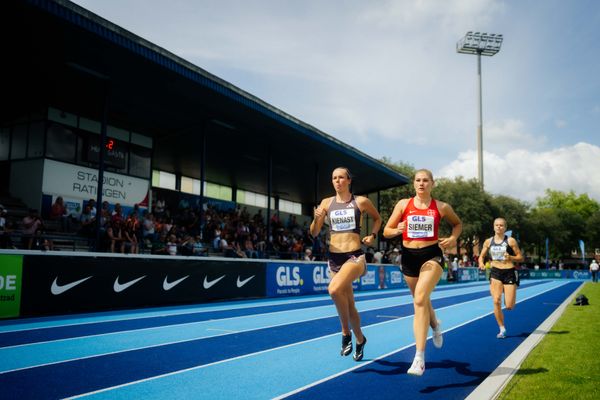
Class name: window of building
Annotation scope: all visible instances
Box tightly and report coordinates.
[0,128,10,160]
[27,121,45,158]
[46,123,76,162]
[10,124,27,160]
[152,170,176,190]
[279,198,302,215]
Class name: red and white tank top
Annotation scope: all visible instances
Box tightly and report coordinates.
[400,197,441,241]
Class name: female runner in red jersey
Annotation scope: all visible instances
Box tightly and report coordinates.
[383,169,462,376]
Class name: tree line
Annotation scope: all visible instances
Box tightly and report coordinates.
[378,159,600,266]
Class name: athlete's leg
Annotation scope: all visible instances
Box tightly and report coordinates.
[328,259,365,343]
[490,278,505,330]
[503,284,517,310]
[410,261,442,352]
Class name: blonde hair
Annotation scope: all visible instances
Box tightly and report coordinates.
[414,168,434,181]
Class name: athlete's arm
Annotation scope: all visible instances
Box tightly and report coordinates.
[478,239,490,269]
[309,198,329,238]
[357,196,382,247]
[438,201,462,250]
[506,237,524,263]
[383,199,408,239]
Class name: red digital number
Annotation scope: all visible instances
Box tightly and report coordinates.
[106,139,114,150]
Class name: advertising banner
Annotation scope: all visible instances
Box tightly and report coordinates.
[0,255,23,319]
[457,267,479,282]
[266,262,339,297]
[360,265,404,290]
[42,159,149,206]
[20,254,266,317]
[528,270,564,279]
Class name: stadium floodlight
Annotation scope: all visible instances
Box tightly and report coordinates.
[457,31,503,190]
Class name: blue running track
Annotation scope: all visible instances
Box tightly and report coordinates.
[0,279,580,399]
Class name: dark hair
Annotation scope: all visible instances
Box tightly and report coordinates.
[333,166,353,180]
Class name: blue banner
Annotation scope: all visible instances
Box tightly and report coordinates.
[360,265,404,290]
[266,262,337,297]
[579,240,585,262]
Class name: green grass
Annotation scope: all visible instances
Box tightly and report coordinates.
[498,282,600,400]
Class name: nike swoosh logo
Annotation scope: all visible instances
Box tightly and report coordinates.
[203,275,226,289]
[114,275,146,293]
[51,276,93,295]
[163,275,189,291]
[236,275,255,288]
[409,210,417,214]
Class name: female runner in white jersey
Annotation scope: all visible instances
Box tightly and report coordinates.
[478,218,523,338]
[383,169,462,376]
[310,167,381,361]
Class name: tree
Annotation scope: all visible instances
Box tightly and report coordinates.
[433,176,493,261]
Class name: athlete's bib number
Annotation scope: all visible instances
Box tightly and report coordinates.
[330,209,356,232]
[406,215,434,239]
[490,244,507,261]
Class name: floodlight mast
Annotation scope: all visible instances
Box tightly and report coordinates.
[457,31,503,190]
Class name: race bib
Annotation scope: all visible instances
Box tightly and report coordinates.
[406,215,434,239]
[329,209,356,232]
[490,244,507,261]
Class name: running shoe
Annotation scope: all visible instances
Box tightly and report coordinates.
[341,333,352,356]
[353,336,367,361]
[407,357,425,376]
[432,320,443,349]
[496,329,507,339]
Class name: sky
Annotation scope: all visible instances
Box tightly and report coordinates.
[72,0,600,204]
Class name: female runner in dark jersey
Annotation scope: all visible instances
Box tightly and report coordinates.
[310,167,381,361]
[383,169,462,376]
[478,218,523,338]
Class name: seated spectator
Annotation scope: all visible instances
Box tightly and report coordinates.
[192,235,207,256]
[304,248,315,261]
[106,220,124,253]
[31,228,53,251]
[49,196,70,232]
[79,204,96,237]
[0,205,12,249]
[123,216,139,254]
[166,234,179,256]
[22,209,44,249]
[111,203,124,226]
[244,238,258,259]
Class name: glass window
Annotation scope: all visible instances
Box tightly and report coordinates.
[0,128,9,160]
[48,107,77,127]
[27,121,45,158]
[205,182,232,201]
[129,144,151,178]
[10,124,27,160]
[280,199,302,215]
[181,176,202,195]
[152,170,176,190]
[46,123,76,162]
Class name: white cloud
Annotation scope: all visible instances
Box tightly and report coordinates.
[438,142,600,203]
[485,119,546,153]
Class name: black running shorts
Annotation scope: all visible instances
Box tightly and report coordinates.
[490,267,519,286]
[401,244,443,278]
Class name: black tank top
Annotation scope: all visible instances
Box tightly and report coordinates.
[489,235,515,261]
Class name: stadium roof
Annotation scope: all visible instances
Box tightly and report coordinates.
[3,0,408,207]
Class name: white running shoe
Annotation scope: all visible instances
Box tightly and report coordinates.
[407,358,425,376]
[432,320,443,348]
[496,329,507,339]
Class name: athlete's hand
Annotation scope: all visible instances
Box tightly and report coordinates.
[313,206,325,221]
[438,236,456,249]
[361,234,374,247]
[394,221,406,237]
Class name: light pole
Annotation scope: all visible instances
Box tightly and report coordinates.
[457,31,503,190]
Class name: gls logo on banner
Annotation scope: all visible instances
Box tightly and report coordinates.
[276,266,302,287]
[313,266,331,285]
